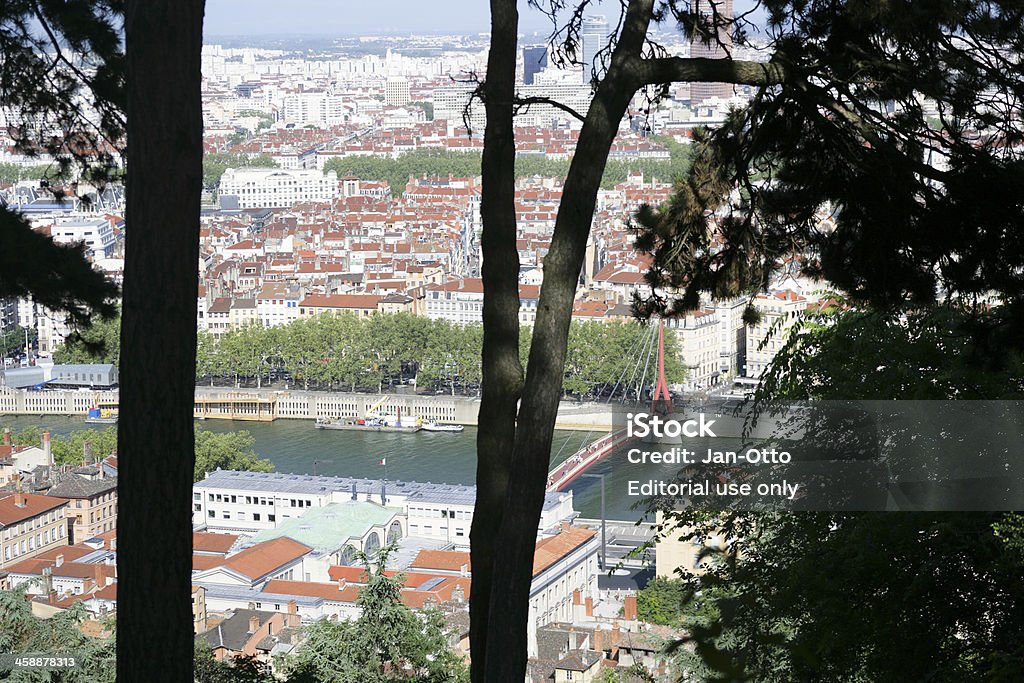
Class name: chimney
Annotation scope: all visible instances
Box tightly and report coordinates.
[83,441,93,465]
[2,427,10,446]
[573,590,581,606]
[12,474,26,508]
[42,431,51,465]
[287,600,297,615]
[248,615,260,634]
[55,554,65,568]
[624,595,638,621]
[585,597,593,617]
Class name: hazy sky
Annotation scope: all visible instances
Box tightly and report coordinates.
[203,1,761,38]
[203,0,545,36]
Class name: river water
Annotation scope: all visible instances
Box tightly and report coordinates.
[0,415,668,521]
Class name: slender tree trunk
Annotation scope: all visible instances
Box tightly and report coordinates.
[471,1,787,677]
[479,3,652,680]
[469,0,522,679]
[118,1,205,681]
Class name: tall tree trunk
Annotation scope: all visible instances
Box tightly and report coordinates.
[469,0,522,679]
[479,3,651,680]
[471,1,786,677]
[118,1,205,681]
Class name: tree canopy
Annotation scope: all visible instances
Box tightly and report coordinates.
[284,544,468,683]
[0,0,123,329]
[322,144,691,197]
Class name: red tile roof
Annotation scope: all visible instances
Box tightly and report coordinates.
[409,549,471,573]
[0,492,68,526]
[193,532,239,555]
[218,537,312,581]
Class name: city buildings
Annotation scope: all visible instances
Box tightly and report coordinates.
[218,168,339,209]
[523,45,548,85]
[0,488,70,568]
[580,15,610,84]
[46,468,117,544]
[689,0,735,103]
[192,470,576,549]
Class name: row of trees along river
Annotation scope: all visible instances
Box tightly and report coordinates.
[55,313,686,398]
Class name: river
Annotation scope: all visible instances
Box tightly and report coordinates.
[0,414,672,521]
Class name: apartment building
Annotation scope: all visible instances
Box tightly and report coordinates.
[666,309,721,391]
[192,470,576,549]
[46,471,117,544]
[219,168,339,209]
[0,489,69,568]
[745,290,808,378]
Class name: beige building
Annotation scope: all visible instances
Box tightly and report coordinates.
[654,511,727,578]
[228,299,259,330]
[744,290,808,379]
[193,585,208,634]
[666,309,721,391]
[0,489,70,569]
[298,293,382,318]
[47,471,117,544]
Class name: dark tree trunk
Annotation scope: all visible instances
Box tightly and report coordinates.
[470,1,787,677]
[117,1,205,681]
[477,3,653,680]
[470,0,522,679]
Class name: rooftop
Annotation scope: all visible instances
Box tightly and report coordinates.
[248,501,401,552]
[0,492,68,527]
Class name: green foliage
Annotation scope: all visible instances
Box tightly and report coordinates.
[203,153,278,189]
[51,427,118,467]
[53,316,121,366]
[322,144,691,197]
[659,306,1024,681]
[0,164,49,184]
[755,305,1024,402]
[408,101,433,120]
[0,0,123,330]
[0,588,115,682]
[284,544,468,682]
[0,327,35,355]
[0,209,119,330]
[236,109,274,132]
[194,641,275,683]
[194,428,274,482]
[633,1,1024,318]
[665,510,1024,682]
[636,576,688,627]
[198,314,681,398]
[1,423,271,477]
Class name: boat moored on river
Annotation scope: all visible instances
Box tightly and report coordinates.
[421,422,464,433]
[315,412,421,433]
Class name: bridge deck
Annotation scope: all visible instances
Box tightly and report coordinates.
[546,429,633,491]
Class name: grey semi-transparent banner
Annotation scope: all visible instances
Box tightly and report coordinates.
[611,400,1024,511]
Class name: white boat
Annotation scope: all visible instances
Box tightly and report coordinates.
[421,422,464,433]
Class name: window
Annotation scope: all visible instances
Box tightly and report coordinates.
[208,510,215,518]
[253,513,261,522]
[268,514,276,523]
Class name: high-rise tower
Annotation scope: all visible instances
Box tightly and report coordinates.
[581,15,609,84]
[523,45,548,85]
[689,0,734,104]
